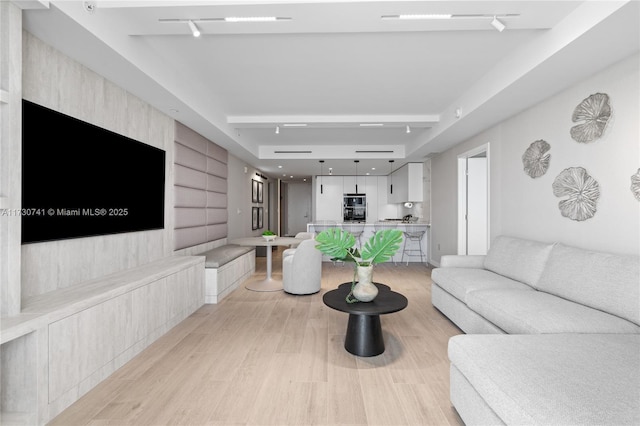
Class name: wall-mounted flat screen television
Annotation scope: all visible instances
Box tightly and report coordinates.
[21,99,166,244]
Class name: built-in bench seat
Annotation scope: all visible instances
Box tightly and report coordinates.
[201,244,255,303]
[0,255,205,424]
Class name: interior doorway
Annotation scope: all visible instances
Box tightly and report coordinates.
[457,144,490,255]
[280,181,312,236]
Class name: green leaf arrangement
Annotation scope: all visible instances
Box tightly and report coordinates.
[315,227,403,303]
[315,227,403,266]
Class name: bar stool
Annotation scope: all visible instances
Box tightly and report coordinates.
[401,224,427,266]
[313,220,337,234]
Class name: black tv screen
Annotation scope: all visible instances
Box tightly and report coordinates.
[21,99,166,244]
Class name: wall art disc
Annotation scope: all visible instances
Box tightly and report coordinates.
[631,169,640,201]
[522,139,551,178]
[570,93,611,143]
[552,167,600,221]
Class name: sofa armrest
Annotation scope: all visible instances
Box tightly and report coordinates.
[440,255,486,268]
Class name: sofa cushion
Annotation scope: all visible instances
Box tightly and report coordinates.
[431,268,533,303]
[536,243,640,326]
[448,334,640,425]
[483,236,554,287]
[466,289,640,334]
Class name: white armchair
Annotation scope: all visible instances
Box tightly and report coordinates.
[282,238,322,295]
[289,232,316,248]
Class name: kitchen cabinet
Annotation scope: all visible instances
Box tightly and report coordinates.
[315,175,343,222]
[364,176,378,222]
[388,163,423,203]
[343,175,367,194]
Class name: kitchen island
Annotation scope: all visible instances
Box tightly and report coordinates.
[306,222,430,265]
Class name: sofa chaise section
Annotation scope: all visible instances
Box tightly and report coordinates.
[449,334,640,425]
[431,235,640,425]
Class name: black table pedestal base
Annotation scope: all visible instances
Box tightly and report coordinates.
[345,314,384,357]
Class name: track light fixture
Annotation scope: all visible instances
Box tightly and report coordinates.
[275,125,280,134]
[188,20,201,37]
[491,16,505,32]
[406,125,411,134]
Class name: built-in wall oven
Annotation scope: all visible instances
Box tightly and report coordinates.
[343,194,366,222]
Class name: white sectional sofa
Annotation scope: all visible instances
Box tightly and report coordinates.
[431,236,640,425]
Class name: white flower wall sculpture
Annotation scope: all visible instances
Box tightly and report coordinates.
[522,140,551,178]
[631,169,640,201]
[570,93,611,143]
[552,167,600,221]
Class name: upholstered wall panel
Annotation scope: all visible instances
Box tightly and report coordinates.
[175,143,206,172]
[207,174,226,193]
[175,122,208,153]
[207,191,227,208]
[206,208,227,224]
[175,227,207,249]
[175,186,207,208]
[207,224,228,242]
[175,164,207,190]
[207,142,228,162]
[175,208,206,228]
[174,122,228,250]
[207,157,227,177]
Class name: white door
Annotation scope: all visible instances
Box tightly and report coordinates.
[287,182,312,236]
[458,145,490,255]
[466,157,488,255]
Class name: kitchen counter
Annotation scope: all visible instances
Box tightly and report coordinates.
[306,222,430,264]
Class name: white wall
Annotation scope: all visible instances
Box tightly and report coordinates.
[226,154,272,240]
[431,53,639,263]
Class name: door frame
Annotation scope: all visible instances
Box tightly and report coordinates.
[457,143,490,255]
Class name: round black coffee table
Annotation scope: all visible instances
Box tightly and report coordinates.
[323,282,408,357]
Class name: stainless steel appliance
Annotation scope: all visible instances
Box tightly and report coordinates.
[343,194,366,222]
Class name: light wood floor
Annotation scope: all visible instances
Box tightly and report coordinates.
[49,249,465,426]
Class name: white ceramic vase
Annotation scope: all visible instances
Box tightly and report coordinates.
[352,265,378,302]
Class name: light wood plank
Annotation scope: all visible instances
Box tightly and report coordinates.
[50,248,464,425]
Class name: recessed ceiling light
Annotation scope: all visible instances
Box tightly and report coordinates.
[382,14,452,20]
[371,167,376,170]
[224,16,291,22]
[359,123,384,127]
[283,123,307,127]
[278,165,283,168]
[381,13,518,22]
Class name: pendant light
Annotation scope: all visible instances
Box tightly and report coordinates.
[319,160,324,194]
[389,160,395,194]
[354,160,360,193]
